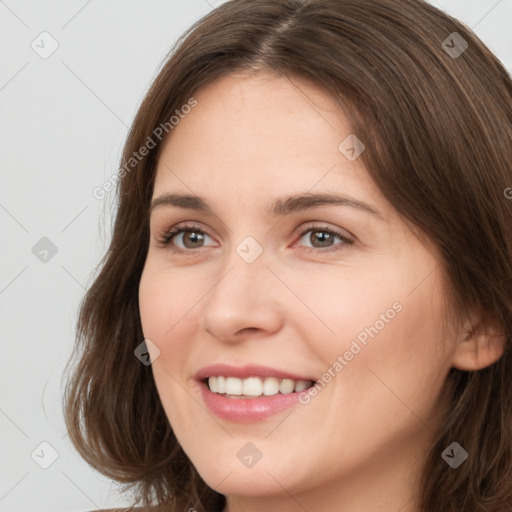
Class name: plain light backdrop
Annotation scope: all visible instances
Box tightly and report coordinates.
[1,1,511,511]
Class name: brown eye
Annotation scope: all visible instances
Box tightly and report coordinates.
[308,230,336,247]
[296,226,353,253]
[159,225,216,250]
[180,230,205,248]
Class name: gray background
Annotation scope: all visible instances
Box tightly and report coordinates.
[1,1,511,511]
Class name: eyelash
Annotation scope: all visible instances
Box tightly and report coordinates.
[155,222,353,255]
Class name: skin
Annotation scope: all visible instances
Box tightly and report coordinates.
[138,71,505,512]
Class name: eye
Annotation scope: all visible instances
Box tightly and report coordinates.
[156,223,217,251]
[295,225,353,252]
[155,222,353,254]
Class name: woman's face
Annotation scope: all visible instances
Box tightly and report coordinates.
[139,72,457,510]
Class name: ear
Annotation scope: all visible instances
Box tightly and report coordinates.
[451,310,507,371]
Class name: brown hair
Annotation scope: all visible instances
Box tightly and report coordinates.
[62,0,512,510]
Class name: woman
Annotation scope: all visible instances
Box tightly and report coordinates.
[63,0,512,511]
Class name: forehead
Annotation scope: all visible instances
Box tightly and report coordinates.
[153,72,381,210]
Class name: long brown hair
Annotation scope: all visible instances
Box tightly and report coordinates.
[62,1,512,510]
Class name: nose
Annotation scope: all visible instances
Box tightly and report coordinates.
[199,247,283,343]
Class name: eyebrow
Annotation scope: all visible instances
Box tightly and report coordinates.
[150,192,384,219]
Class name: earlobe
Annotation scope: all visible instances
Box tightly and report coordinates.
[451,315,508,371]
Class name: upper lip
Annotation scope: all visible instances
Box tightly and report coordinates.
[195,363,317,382]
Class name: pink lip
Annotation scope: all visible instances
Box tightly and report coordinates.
[195,363,315,382]
[195,363,316,423]
[198,380,311,423]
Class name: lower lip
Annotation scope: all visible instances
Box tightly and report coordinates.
[198,380,310,423]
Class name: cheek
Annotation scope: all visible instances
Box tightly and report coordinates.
[138,264,199,341]
[292,265,406,352]
[331,281,451,434]
[138,264,209,397]
[304,266,451,433]
[138,268,167,340]
[138,266,197,419]
[277,258,389,315]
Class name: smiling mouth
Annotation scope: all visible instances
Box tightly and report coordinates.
[203,376,315,398]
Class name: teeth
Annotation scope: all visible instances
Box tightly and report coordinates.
[207,376,313,397]
[217,376,226,394]
[225,376,242,395]
[279,378,295,394]
[243,377,263,396]
[262,376,279,396]
[293,380,310,392]
[209,376,218,393]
